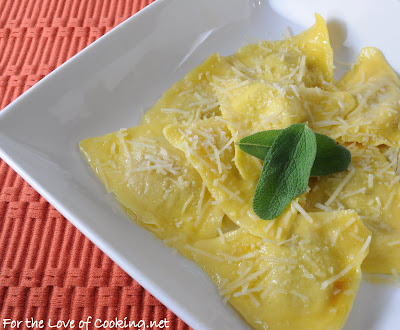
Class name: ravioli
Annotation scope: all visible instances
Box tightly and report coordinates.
[80,124,224,258]
[141,53,239,129]
[228,14,334,88]
[191,211,370,330]
[213,14,335,181]
[304,143,400,274]
[332,47,400,147]
[299,87,356,127]
[79,13,400,330]
[213,81,357,181]
[164,117,301,239]
[214,81,306,181]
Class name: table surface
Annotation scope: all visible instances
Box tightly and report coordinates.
[0,1,190,329]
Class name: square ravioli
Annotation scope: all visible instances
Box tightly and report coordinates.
[304,143,400,274]
[191,211,370,330]
[80,124,224,259]
[80,13,400,330]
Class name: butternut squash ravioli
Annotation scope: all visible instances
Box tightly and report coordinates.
[79,14,400,329]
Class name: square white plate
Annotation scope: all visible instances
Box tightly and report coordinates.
[1,0,400,328]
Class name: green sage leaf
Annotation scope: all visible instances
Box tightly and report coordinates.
[237,130,351,176]
[253,123,316,220]
[237,130,281,160]
[311,134,351,176]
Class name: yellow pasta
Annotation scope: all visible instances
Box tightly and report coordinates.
[331,48,400,147]
[305,143,400,274]
[192,211,370,330]
[164,117,300,239]
[80,124,224,259]
[80,14,400,330]
[228,14,334,87]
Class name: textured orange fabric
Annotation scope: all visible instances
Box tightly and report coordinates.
[0,1,191,329]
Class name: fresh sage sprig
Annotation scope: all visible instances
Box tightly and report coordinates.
[238,129,351,176]
[237,123,351,220]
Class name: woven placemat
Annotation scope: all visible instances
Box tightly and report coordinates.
[0,1,190,329]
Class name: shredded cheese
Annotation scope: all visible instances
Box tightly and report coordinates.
[116,130,132,184]
[185,245,224,262]
[314,203,333,212]
[195,199,211,226]
[325,168,356,206]
[340,187,366,200]
[217,228,225,243]
[320,235,371,290]
[297,55,306,82]
[220,268,267,296]
[182,194,194,213]
[387,239,400,247]
[95,159,111,193]
[292,200,313,223]
[367,174,374,189]
[290,289,309,302]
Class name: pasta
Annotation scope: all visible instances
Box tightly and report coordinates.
[80,14,400,329]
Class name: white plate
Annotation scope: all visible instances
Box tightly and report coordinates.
[1,0,400,329]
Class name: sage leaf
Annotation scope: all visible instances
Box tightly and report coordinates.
[238,130,351,176]
[253,123,316,220]
[237,130,281,160]
[312,134,351,176]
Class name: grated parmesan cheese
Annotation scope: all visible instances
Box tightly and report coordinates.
[314,203,332,212]
[292,200,313,223]
[387,239,400,247]
[290,84,300,98]
[220,268,267,296]
[195,199,211,226]
[248,293,261,307]
[299,265,315,280]
[116,130,132,184]
[290,289,309,302]
[110,142,116,155]
[185,245,224,262]
[367,174,374,189]
[276,227,283,239]
[95,159,111,193]
[217,183,244,203]
[277,235,298,247]
[161,108,189,115]
[297,55,306,82]
[182,194,194,213]
[320,235,371,290]
[325,168,356,206]
[217,227,225,243]
[340,187,366,200]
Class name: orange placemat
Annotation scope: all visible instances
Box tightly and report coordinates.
[0,1,190,329]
